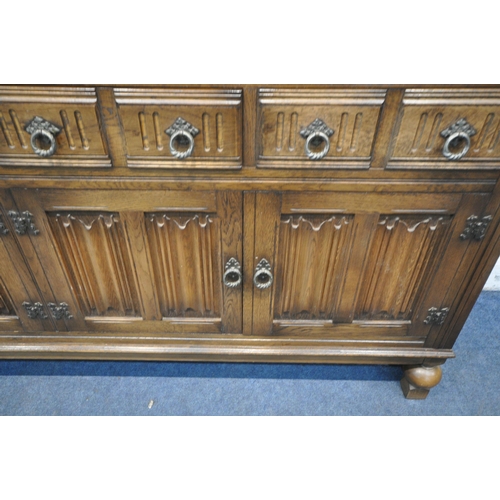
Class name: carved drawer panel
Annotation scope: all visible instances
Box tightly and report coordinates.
[114,88,243,169]
[257,88,386,169]
[388,88,500,169]
[0,86,111,168]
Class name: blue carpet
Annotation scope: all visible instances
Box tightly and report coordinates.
[0,291,499,415]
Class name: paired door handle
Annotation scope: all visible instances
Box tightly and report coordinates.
[223,258,273,290]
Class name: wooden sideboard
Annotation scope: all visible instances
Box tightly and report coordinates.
[1,84,499,399]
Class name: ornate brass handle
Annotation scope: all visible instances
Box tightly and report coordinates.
[253,258,273,289]
[165,117,199,160]
[223,258,243,288]
[440,118,477,161]
[25,116,61,158]
[300,118,334,161]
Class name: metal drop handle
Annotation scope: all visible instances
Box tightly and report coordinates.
[253,258,273,289]
[440,118,477,161]
[223,258,243,288]
[169,130,195,159]
[25,116,61,158]
[300,118,334,161]
[165,117,200,160]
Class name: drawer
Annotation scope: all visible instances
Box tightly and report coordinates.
[257,88,386,169]
[0,86,111,168]
[388,88,500,170]
[114,88,242,169]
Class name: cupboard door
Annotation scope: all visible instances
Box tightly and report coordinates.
[0,227,25,332]
[9,189,243,335]
[251,191,492,342]
[0,192,59,332]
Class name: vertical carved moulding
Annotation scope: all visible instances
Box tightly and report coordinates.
[0,216,8,235]
[22,302,48,319]
[8,211,39,235]
[424,307,449,326]
[48,302,73,320]
[460,215,493,241]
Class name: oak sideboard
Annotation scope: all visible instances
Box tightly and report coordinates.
[1,84,499,399]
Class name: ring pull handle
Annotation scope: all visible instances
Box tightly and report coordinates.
[300,118,334,161]
[223,258,243,288]
[25,116,61,158]
[440,118,477,161]
[253,258,273,290]
[165,117,200,160]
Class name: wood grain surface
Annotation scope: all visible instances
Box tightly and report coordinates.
[1,84,499,398]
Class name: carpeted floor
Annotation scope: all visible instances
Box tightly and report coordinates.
[0,291,498,415]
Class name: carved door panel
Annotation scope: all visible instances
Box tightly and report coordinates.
[9,189,242,335]
[251,191,492,343]
[0,192,58,332]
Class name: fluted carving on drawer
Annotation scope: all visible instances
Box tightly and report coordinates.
[47,212,142,318]
[275,215,354,320]
[258,88,385,168]
[0,86,110,167]
[355,216,451,321]
[389,89,500,168]
[145,213,220,318]
[114,88,242,168]
[136,111,226,155]
[0,111,14,148]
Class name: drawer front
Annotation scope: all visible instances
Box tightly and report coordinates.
[257,88,386,169]
[0,87,111,168]
[388,88,500,169]
[114,88,243,169]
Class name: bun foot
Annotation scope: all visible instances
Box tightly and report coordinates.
[400,365,443,399]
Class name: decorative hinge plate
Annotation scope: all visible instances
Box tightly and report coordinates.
[424,307,449,326]
[8,211,40,236]
[460,215,493,241]
[22,302,48,320]
[48,302,73,320]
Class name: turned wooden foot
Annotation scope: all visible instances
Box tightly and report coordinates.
[400,364,443,399]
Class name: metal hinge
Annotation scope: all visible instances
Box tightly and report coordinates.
[48,302,73,320]
[22,302,48,320]
[424,307,449,326]
[8,211,40,236]
[460,215,492,241]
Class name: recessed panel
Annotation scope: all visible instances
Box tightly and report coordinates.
[114,88,242,169]
[275,214,354,320]
[0,86,110,168]
[389,89,500,169]
[355,215,452,321]
[47,212,142,318]
[257,88,386,169]
[145,213,221,319]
